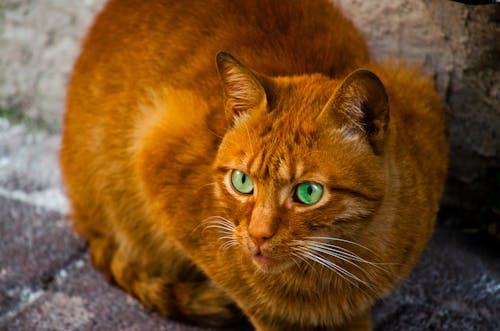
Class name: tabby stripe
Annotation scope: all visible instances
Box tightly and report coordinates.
[329,186,380,202]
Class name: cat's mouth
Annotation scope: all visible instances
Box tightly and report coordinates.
[250,248,291,273]
[242,236,294,273]
[252,251,274,264]
[252,252,279,272]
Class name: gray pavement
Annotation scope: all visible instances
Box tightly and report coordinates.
[0,121,498,330]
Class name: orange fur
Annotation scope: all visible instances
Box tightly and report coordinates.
[60,0,448,330]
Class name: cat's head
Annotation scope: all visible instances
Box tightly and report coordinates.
[211,52,389,277]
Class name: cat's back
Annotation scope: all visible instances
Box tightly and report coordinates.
[69,0,368,105]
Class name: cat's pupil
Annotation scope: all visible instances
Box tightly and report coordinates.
[307,185,313,195]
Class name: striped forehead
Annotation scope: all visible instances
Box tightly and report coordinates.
[247,145,304,183]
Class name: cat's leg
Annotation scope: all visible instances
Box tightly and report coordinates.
[88,235,117,281]
[67,199,117,281]
[133,276,243,327]
[70,197,243,327]
[108,241,243,327]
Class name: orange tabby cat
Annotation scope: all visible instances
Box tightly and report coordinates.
[60,0,448,330]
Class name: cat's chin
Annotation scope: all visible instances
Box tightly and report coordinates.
[251,253,294,274]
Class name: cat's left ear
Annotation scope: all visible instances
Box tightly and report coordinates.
[321,69,389,154]
[216,51,268,123]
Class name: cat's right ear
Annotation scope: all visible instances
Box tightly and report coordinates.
[216,51,267,123]
[320,69,389,155]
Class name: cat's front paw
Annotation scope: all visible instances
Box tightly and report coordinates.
[129,277,245,327]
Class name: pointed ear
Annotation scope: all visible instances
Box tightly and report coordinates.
[216,51,267,123]
[322,69,389,154]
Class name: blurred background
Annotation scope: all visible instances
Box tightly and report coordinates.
[0,0,498,330]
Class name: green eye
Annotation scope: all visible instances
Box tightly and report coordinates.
[231,170,254,194]
[295,182,323,205]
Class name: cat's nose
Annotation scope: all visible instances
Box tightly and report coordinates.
[248,218,278,247]
[249,233,270,248]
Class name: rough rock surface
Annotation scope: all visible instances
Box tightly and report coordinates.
[0,0,104,132]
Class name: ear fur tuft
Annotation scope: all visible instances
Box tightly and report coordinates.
[216,51,267,123]
[322,69,389,154]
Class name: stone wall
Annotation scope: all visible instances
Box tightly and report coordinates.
[0,0,105,131]
[1,0,498,217]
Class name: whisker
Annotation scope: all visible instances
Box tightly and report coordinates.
[305,241,387,267]
[307,241,363,259]
[207,128,225,140]
[295,239,363,261]
[298,249,365,289]
[203,217,235,230]
[305,243,375,281]
[290,251,320,277]
[292,239,379,297]
[204,220,234,228]
[300,249,364,283]
[203,216,235,224]
[204,224,235,233]
[303,240,395,279]
[305,236,379,257]
[220,239,238,251]
[196,216,238,252]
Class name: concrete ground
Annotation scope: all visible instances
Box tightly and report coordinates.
[0,121,498,330]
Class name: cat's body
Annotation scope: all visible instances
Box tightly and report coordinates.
[60,0,448,330]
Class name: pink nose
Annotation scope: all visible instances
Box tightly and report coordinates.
[248,218,278,248]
